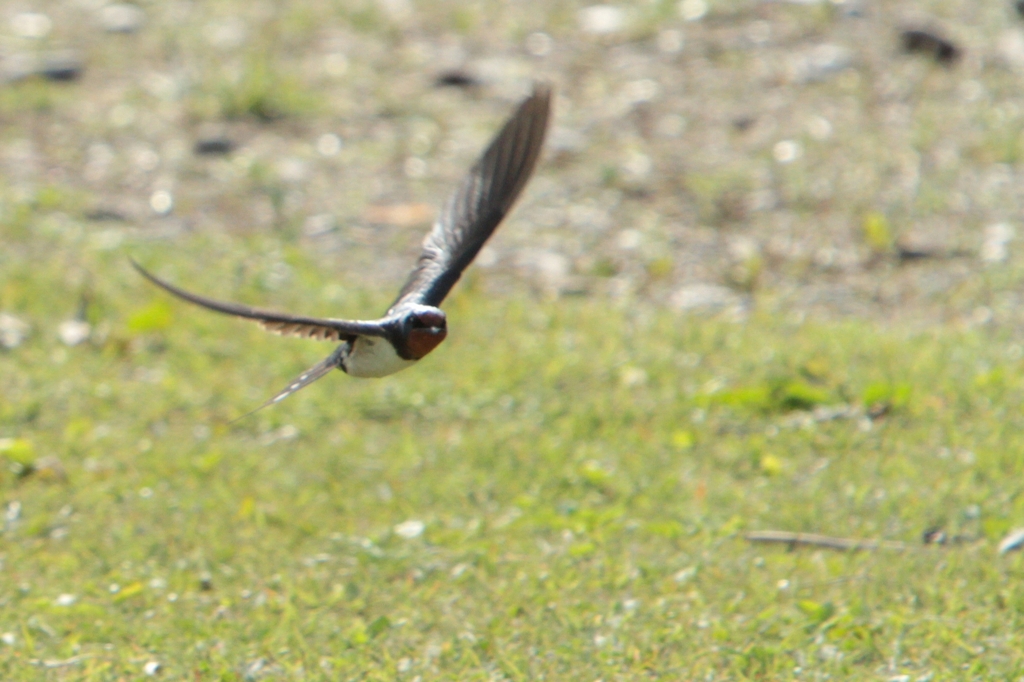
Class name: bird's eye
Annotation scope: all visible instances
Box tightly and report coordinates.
[413,311,445,329]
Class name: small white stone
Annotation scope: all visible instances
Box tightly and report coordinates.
[276,157,309,183]
[58,320,91,347]
[655,114,686,138]
[316,133,342,157]
[671,284,737,312]
[657,29,684,54]
[99,4,145,34]
[55,593,77,606]
[674,566,697,582]
[617,229,642,250]
[404,157,427,178]
[999,528,1024,554]
[746,21,771,46]
[981,222,1014,263]
[748,189,777,212]
[773,140,801,164]
[0,313,29,349]
[109,104,136,128]
[620,366,648,387]
[131,145,160,171]
[548,127,587,155]
[819,643,840,661]
[728,236,760,261]
[149,190,173,215]
[323,52,349,77]
[788,44,852,83]
[625,79,660,104]
[143,660,161,676]
[525,32,553,56]
[678,0,708,22]
[998,30,1024,72]
[378,0,413,22]
[91,229,124,251]
[143,73,180,101]
[394,520,425,539]
[10,12,52,39]
[303,214,336,237]
[959,80,984,103]
[475,246,498,268]
[808,116,832,140]
[517,249,570,280]
[0,632,15,645]
[579,5,626,34]
[205,19,246,50]
[621,151,652,179]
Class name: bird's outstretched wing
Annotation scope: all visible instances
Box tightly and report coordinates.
[230,347,346,421]
[389,82,552,312]
[132,260,387,341]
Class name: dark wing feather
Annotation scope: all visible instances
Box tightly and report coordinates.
[389,83,552,312]
[132,260,387,341]
[230,348,346,422]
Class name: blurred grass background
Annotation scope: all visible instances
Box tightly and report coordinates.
[3,0,1024,678]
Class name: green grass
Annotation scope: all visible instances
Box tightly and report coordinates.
[192,52,325,122]
[3,231,1024,679]
[0,0,1021,677]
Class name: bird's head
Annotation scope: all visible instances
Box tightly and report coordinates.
[401,306,448,359]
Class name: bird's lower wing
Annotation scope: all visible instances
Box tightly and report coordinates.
[231,348,345,422]
[132,260,387,341]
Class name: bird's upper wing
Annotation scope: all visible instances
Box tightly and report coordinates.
[132,260,388,341]
[388,82,552,312]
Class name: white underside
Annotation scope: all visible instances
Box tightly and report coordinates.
[345,336,417,378]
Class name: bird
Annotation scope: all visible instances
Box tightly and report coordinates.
[133,82,552,414]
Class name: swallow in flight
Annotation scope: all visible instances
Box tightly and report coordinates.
[133,83,551,413]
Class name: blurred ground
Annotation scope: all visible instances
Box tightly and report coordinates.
[3,0,1024,326]
[5,0,1024,679]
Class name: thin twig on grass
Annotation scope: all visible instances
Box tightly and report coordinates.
[745,530,908,552]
